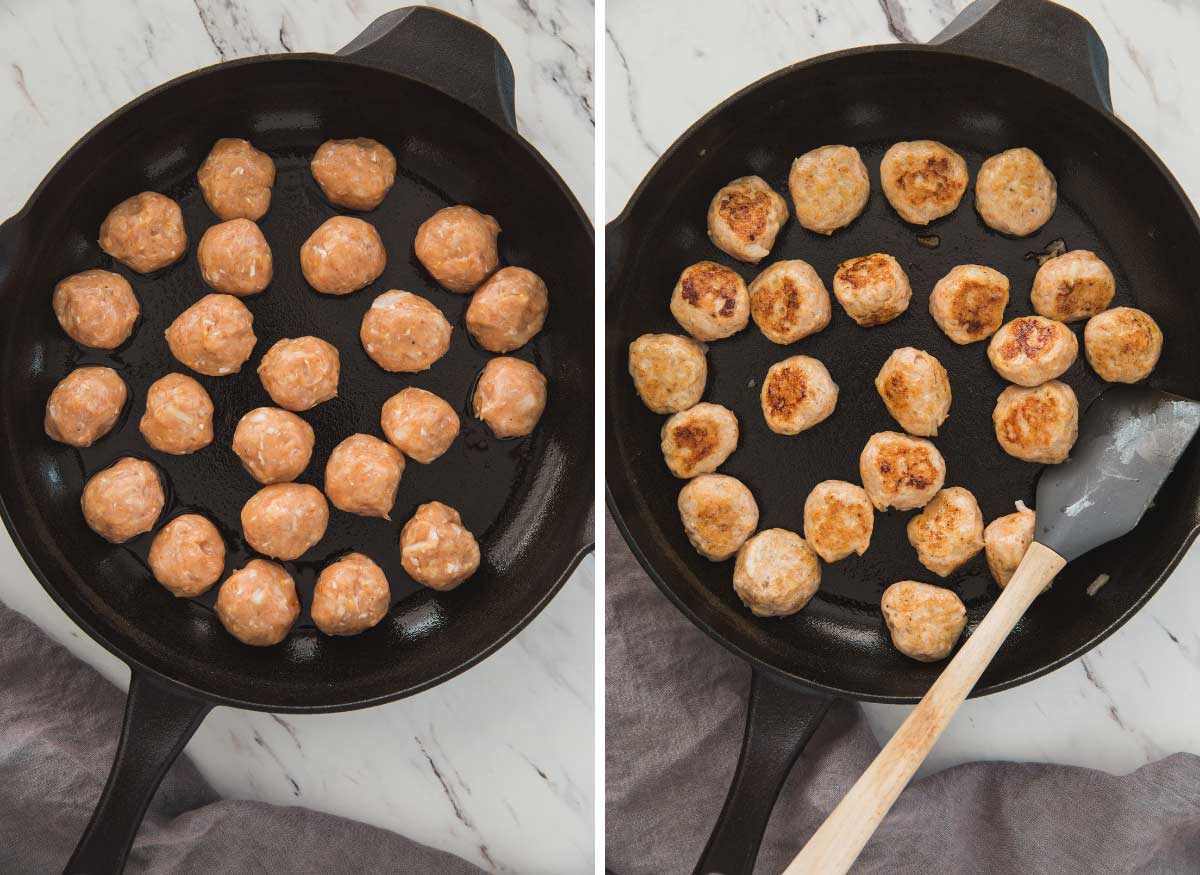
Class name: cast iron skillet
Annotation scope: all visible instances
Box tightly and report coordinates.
[606,0,1200,871]
[0,7,593,873]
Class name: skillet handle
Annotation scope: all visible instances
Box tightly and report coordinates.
[692,670,833,875]
[930,0,1112,113]
[63,670,212,875]
[336,7,517,131]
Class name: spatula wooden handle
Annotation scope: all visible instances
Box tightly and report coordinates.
[783,541,1066,875]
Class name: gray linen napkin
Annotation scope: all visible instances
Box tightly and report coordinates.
[0,598,485,875]
[605,515,1200,875]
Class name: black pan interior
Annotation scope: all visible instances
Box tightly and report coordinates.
[606,47,1200,702]
[0,57,593,711]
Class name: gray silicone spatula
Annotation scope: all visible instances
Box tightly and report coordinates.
[786,385,1200,875]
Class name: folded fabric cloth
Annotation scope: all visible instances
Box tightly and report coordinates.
[605,514,1200,875]
[0,598,485,875]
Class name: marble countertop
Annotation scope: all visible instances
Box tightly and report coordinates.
[607,0,1200,778]
[0,2,594,874]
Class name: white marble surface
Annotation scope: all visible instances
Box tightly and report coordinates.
[0,2,594,874]
[607,0,1200,778]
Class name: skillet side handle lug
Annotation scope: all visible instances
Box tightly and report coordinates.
[337,7,517,131]
[930,0,1112,113]
[63,671,212,875]
[692,670,833,875]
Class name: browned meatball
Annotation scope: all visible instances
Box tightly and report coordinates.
[929,265,1010,345]
[360,291,452,373]
[985,501,1036,588]
[660,402,739,479]
[139,373,214,455]
[788,145,870,235]
[1031,250,1114,323]
[81,457,163,543]
[707,176,789,263]
[148,514,225,597]
[993,381,1078,464]
[45,367,127,447]
[400,501,481,591]
[466,266,550,352]
[874,347,951,437]
[197,219,272,296]
[1084,307,1163,383]
[975,147,1057,236]
[880,140,969,225]
[473,357,547,438]
[760,355,838,434]
[381,387,460,463]
[906,486,985,577]
[99,192,187,273]
[231,407,315,484]
[165,294,257,377]
[52,269,139,349]
[197,138,276,221]
[215,559,299,646]
[301,216,386,295]
[312,553,391,636]
[881,580,967,661]
[669,261,750,342]
[987,315,1078,386]
[803,479,874,563]
[678,473,758,561]
[415,205,501,293]
[748,260,831,344]
[311,138,396,211]
[257,336,340,411]
[732,529,821,617]
[859,431,947,511]
[240,483,329,560]
[628,334,707,414]
[324,434,405,519]
[832,253,911,327]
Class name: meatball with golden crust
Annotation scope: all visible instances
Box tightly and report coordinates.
[987,315,1078,386]
[832,253,911,327]
[324,433,405,519]
[215,559,299,646]
[707,176,789,263]
[677,473,758,561]
[165,294,257,377]
[881,580,967,662]
[760,355,838,435]
[232,407,314,484]
[198,138,275,221]
[148,514,225,597]
[628,334,707,414]
[240,483,329,560]
[880,140,969,225]
[875,347,951,437]
[670,261,750,341]
[748,260,831,344]
[474,357,547,438]
[99,192,187,274]
[993,381,1078,464]
[381,387,460,463]
[301,216,386,295]
[859,431,946,512]
[45,367,127,447]
[312,553,390,636]
[139,372,214,455]
[975,147,1057,236]
[929,264,1009,344]
[414,205,501,293]
[733,529,821,617]
[906,486,985,577]
[788,145,870,235]
[400,501,481,591]
[197,219,272,296]
[310,138,396,211]
[1031,250,1114,323]
[53,269,139,349]
[1084,307,1162,383]
[257,336,340,411]
[985,501,1036,588]
[81,457,163,543]
[803,479,874,563]
[660,402,738,479]
[466,267,549,352]
[360,291,452,373]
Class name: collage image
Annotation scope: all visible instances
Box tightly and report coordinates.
[1,0,1200,873]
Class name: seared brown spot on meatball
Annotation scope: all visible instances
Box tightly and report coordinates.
[837,253,890,290]
[719,189,771,241]
[681,262,741,316]
[878,445,936,492]
[952,280,1006,334]
[752,278,801,326]
[998,316,1057,361]
[765,365,808,417]
[1056,278,1109,312]
[671,423,717,466]
[896,156,956,205]
[997,395,1060,447]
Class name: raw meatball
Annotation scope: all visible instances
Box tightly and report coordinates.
[139,373,214,455]
[987,315,1078,386]
[81,457,163,543]
[197,138,275,221]
[669,261,750,341]
[301,216,386,295]
[99,192,187,274]
[985,501,1036,588]
[628,333,707,414]
[733,529,820,617]
[748,260,831,344]
[466,266,549,352]
[874,347,951,437]
[975,147,1057,236]
[360,291,451,373]
[257,336,340,411]
[148,514,225,597]
[215,559,299,646]
[881,580,967,662]
[1031,250,1114,323]
[1084,306,1163,383]
[312,553,391,636]
[788,145,870,235]
[324,433,405,519]
[760,355,838,435]
[381,387,460,463]
[906,486,985,577]
[707,176,789,263]
[240,483,329,560]
[677,473,758,561]
[803,479,874,563]
[414,205,501,293]
[929,264,1009,344]
[44,366,126,447]
[231,407,314,484]
[400,501,481,591]
[993,380,1078,464]
[859,431,947,511]
[832,253,911,327]
[473,357,547,438]
[880,140,969,225]
[310,138,396,211]
[197,219,272,296]
[52,269,139,349]
[165,293,256,377]
[660,402,739,479]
